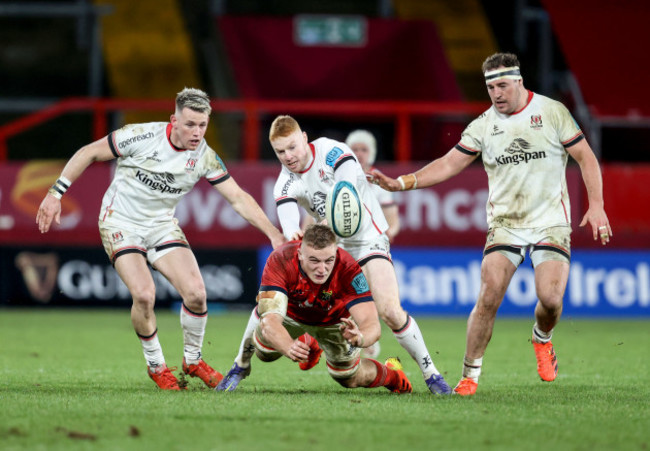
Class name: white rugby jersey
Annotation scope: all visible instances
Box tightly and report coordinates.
[456,91,584,229]
[274,137,388,242]
[100,122,229,228]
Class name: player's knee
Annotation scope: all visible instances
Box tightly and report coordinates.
[182,285,207,310]
[130,286,156,308]
[537,284,565,311]
[377,303,406,330]
[332,376,358,388]
[478,280,508,309]
[537,293,563,313]
[255,349,281,362]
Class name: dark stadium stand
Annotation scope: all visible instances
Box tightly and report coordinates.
[542,0,650,118]
[217,15,465,159]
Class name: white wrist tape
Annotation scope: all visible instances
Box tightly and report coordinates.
[49,175,72,199]
[397,174,417,191]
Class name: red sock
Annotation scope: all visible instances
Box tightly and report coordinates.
[367,359,399,389]
[298,333,319,352]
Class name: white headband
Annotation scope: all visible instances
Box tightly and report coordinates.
[484,66,522,83]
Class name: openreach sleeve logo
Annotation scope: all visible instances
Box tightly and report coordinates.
[392,248,650,317]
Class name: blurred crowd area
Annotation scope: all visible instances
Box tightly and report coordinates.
[1,0,648,163]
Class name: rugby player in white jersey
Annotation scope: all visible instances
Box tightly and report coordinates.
[217,115,452,395]
[36,88,285,390]
[370,53,612,396]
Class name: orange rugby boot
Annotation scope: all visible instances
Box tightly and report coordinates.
[532,340,558,382]
[182,358,224,388]
[384,357,413,394]
[148,364,184,390]
[453,377,478,396]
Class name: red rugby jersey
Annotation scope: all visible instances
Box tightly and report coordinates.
[259,241,373,326]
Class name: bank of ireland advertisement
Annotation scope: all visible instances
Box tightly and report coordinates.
[391,248,650,317]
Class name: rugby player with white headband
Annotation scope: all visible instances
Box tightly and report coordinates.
[370,52,612,396]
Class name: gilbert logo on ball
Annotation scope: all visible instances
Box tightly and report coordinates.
[325,181,363,238]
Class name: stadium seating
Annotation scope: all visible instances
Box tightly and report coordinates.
[542,0,650,118]
[217,15,465,159]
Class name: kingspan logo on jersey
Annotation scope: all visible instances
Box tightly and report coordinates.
[496,138,547,166]
[135,170,183,194]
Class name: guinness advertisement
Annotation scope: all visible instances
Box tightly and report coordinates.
[0,247,259,307]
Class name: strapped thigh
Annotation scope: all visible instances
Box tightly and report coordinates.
[483,244,525,268]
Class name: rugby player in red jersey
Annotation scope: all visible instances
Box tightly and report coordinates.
[219,224,411,393]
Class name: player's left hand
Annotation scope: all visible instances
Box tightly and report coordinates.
[580,206,612,245]
[36,195,61,233]
[340,317,363,347]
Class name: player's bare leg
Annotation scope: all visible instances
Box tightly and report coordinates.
[455,252,516,395]
[155,248,222,388]
[531,260,569,381]
[115,254,181,389]
[334,358,411,393]
[362,258,450,394]
[115,254,161,362]
[533,260,568,334]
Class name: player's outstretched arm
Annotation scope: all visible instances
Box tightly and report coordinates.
[369,147,478,192]
[36,137,114,233]
[566,139,612,245]
[215,178,286,249]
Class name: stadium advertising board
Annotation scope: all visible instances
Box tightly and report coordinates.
[2,160,649,248]
[392,248,650,317]
[0,247,258,307]
[0,160,588,248]
[255,247,650,317]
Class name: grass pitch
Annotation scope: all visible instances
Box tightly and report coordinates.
[0,309,648,451]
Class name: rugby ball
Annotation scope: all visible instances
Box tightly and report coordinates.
[325,181,363,238]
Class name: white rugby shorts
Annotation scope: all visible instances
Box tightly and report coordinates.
[483,225,571,268]
[254,316,362,379]
[99,220,190,265]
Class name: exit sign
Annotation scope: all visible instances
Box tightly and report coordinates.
[294,15,367,47]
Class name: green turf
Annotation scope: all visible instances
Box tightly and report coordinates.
[0,309,648,450]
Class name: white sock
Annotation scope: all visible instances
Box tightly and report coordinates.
[138,329,165,368]
[393,315,440,379]
[532,323,553,343]
[234,307,260,368]
[181,303,207,365]
[462,356,483,382]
